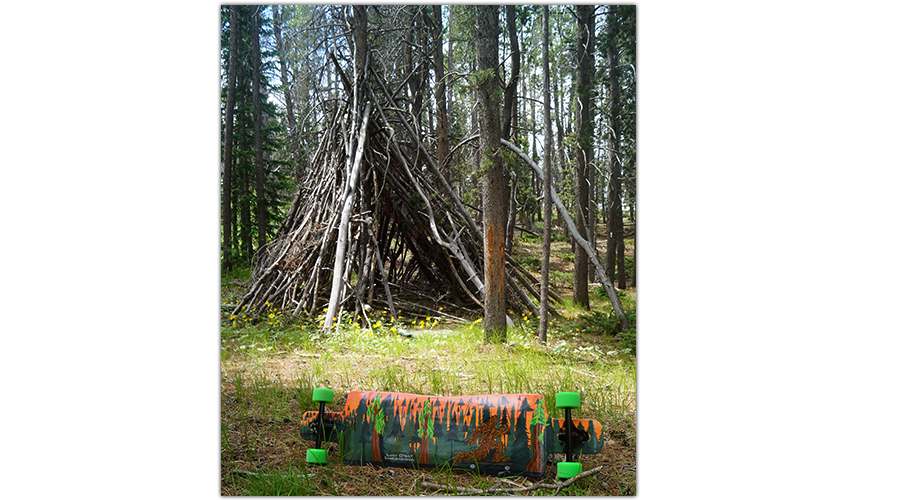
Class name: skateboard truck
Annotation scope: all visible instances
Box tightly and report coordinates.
[555,392,584,479]
[306,388,335,465]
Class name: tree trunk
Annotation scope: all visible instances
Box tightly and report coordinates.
[605,5,625,289]
[538,5,553,345]
[250,5,266,251]
[353,5,368,97]
[632,228,637,288]
[272,5,299,183]
[505,170,517,252]
[500,4,520,142]
[446,5,454,134]
[240,156,252,260]
[475,6,506,343]
[432,5,451,183]
[222,6,239,271]
[572,5,594,310]
[502,4,520,255]
[553,41,566,242]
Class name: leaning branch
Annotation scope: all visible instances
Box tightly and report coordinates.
[501,138,630,331]
[323,102,372,329]
[419,464,605,495]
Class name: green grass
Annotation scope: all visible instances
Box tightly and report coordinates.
[230,467,322,496]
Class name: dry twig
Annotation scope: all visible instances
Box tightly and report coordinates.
[418,465,604,495]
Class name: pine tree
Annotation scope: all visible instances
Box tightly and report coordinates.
[475,5,506,343]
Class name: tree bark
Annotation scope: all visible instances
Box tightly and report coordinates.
[500,5,519,142]
[502,5,520,256]
[250,5,266,251]
[353,6,367,85]
[432,5,450,183]
[538,5,553,345]
[605,5,625,289]
[475,5,506,343]
[240,158,252,259]
[572,5,594,310]
[272,5,299,183]
[505,170,517,252]
[222,6,239,271]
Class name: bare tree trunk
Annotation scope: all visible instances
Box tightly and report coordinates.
[500,4,519,142]
[572,5,595,310]
[605,5,625,289]
[432,5,451,182]
[222,6,239,271]
[553,40,567,242]
[272,5,299,183]
[502,4,520,255]
[538,5,553,345]
[250,5,266,251]
[240,157,252,259]
[475,5,506,343]
[505,170,517,252]
[446,5,454,129]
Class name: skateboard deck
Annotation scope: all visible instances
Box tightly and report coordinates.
[299,390,603,477]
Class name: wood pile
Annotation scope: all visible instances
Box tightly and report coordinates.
[233,67,561,327]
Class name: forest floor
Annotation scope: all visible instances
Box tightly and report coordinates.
[220,226,637,495]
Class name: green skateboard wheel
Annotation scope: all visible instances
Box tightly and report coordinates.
[557,461,582,479]
[556,392,580,409]
[312,388,334,403]
[306,448,328,465]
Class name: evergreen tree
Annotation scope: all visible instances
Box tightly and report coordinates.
[220,5,291,267]
[475,5,506,343]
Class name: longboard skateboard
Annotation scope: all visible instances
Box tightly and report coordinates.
[299,389,602,478]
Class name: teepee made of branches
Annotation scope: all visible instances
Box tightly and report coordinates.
[232,63,562,328]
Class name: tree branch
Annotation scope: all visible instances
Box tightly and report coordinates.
[418,464,604,495]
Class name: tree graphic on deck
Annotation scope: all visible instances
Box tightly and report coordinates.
[366,393,386,463]
[526,397,547,472]
[416,399,434,464]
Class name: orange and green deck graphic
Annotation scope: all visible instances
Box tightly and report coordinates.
[299,391,603,477]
